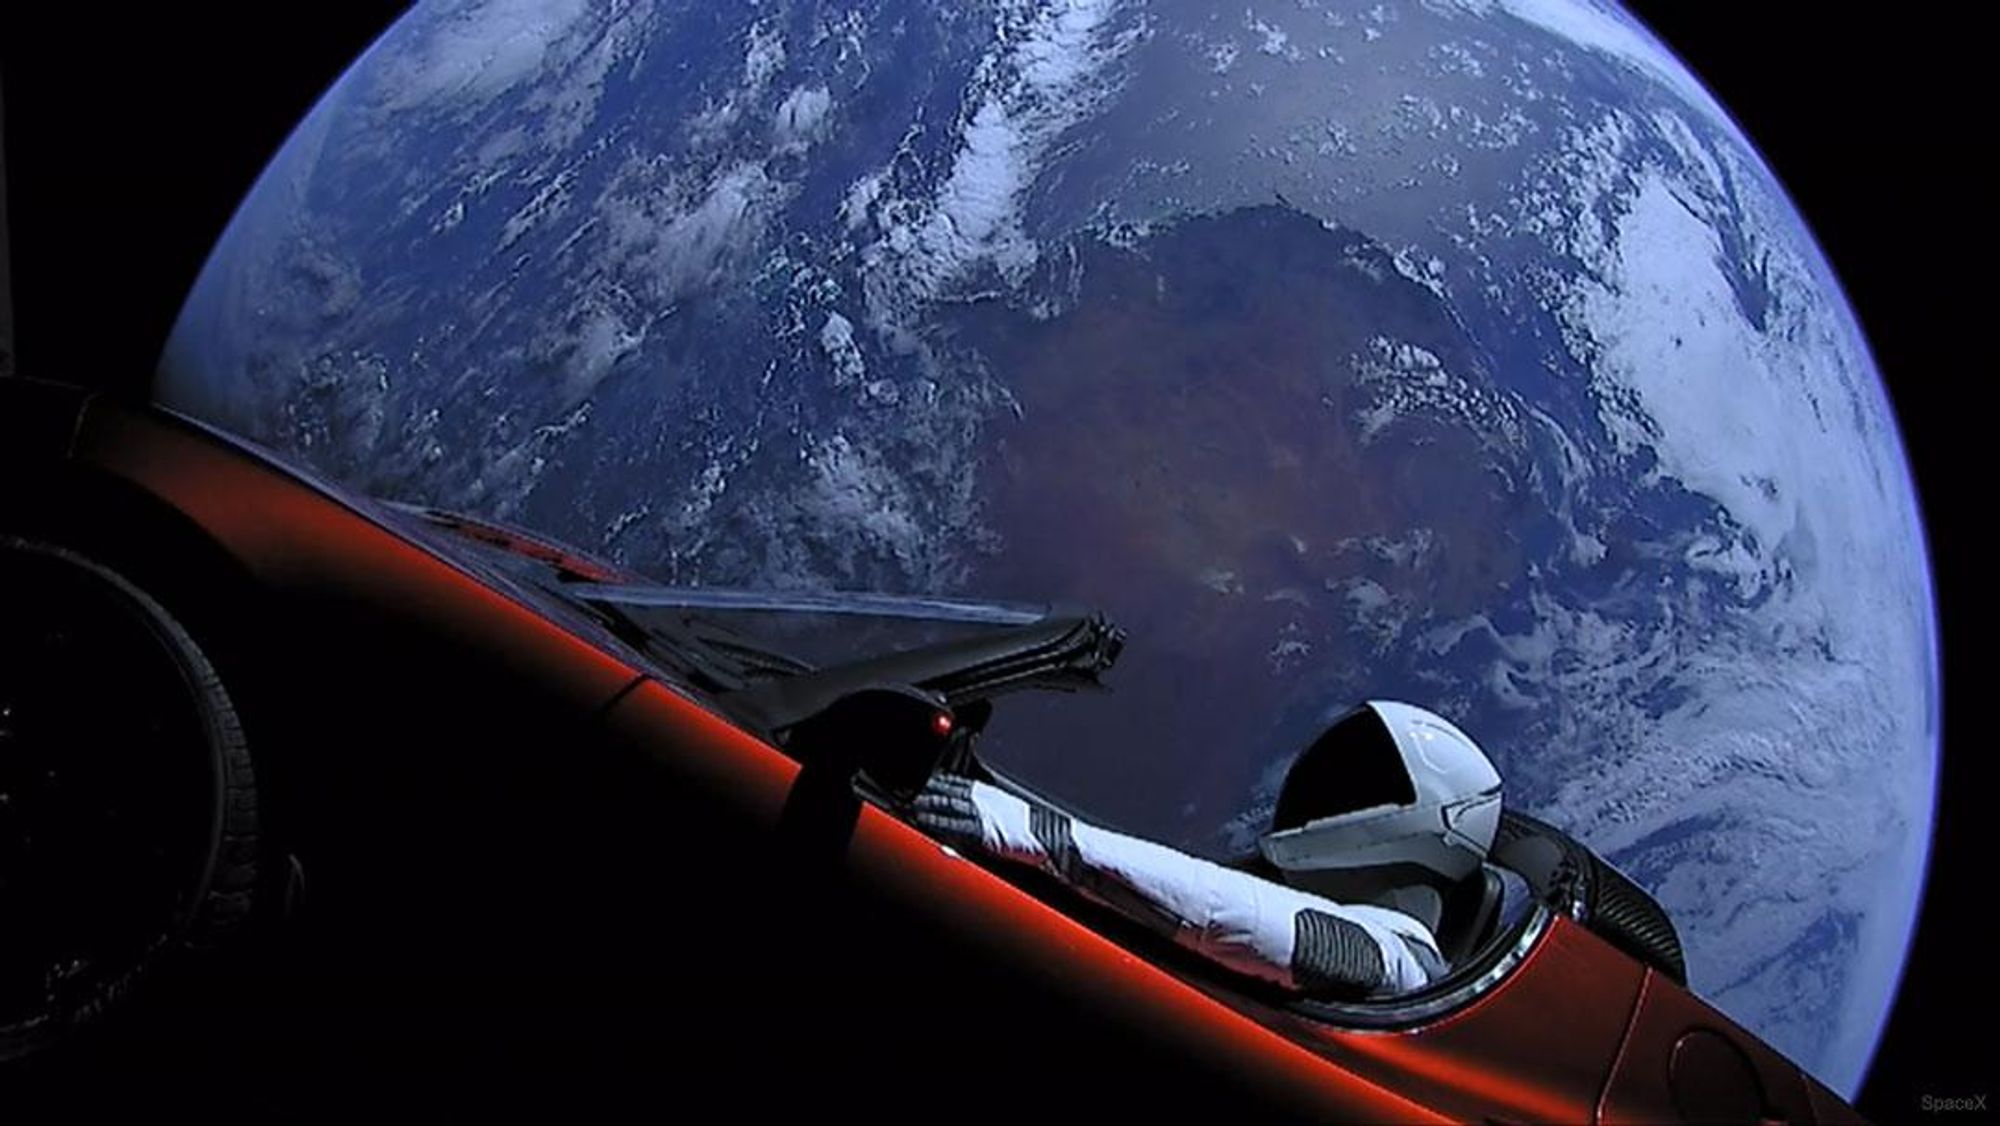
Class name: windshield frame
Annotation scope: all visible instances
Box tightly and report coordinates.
[575,583,1054,627]
[366,490,1125,742]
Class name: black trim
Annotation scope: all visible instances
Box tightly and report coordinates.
[1291,909,1386,998]
[728,612,1124,734]
[578,584,1051,627]
[1029,805,1081,884]
[910,775,982,844]
[1436,868,1505,967]
[1492,809,1685,984]
[1585,848,1687,986]
[776,764,863,869]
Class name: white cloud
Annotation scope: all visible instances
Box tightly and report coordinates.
[774,85,834,148]
[857,0,1146,329]
[379,0,591,111]
[1437,0,1731,126]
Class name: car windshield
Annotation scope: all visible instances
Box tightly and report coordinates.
[362,492,1360,849]
[389,503,1125,746]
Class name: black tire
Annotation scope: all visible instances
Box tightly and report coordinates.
[0,537,260,1063]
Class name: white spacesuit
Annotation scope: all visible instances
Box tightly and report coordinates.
[913,700,1503,999]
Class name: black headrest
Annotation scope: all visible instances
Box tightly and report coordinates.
[1436,867,1505,966]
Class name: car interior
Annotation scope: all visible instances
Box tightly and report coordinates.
[959,750,1563,1030]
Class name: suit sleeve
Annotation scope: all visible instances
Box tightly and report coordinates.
[913,775,1445,997]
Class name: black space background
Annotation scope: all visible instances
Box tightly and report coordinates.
[0,6,1983,1121]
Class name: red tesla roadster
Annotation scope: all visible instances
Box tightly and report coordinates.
[0,377,1866,1122]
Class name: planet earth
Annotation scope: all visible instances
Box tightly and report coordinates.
[156,0,1938,1098]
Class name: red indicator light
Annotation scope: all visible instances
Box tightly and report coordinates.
[931,711,954,737]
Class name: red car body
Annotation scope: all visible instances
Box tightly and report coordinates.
[0,378,1866,1123]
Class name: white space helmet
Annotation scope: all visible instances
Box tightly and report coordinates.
[1258,701,1502,895]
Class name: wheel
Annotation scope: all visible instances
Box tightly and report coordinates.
[0,537,260,1062]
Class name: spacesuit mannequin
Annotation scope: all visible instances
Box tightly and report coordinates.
[912,700,1503,999]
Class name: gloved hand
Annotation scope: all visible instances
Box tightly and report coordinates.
[909,774,1049,868]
